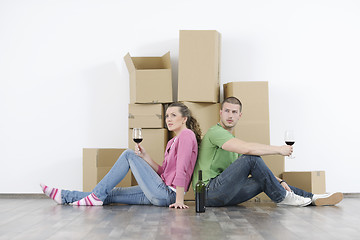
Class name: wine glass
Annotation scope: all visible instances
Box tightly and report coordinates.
[284,130,295,159]
[132,128,143,144]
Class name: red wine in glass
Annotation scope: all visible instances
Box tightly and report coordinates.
[284,130,295,158]
[132,128,143,144]
[133,138,143,144]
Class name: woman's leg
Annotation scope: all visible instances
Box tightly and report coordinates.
[61,189,90,204]
[103,186,152,205]
[125,152,176,206]
[73,149,175,206]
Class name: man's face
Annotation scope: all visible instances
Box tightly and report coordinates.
[220,102,242,130]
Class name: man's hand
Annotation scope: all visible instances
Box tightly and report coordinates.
[279,145,293,156]
[280,181,292,192]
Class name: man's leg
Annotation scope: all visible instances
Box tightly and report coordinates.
[206,155,287,206]
[288,185,343,206]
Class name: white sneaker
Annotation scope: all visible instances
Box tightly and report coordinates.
[277,191,312,207]
[312,192,343,206]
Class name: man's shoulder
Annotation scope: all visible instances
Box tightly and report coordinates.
[204,124,231,138]
[205,124,224,135]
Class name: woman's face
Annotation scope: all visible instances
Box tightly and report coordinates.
[165,107,187,133]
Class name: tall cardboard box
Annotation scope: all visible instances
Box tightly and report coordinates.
[223,81,270,144]
[83,148,132,192]
[282,171,326,194]
[124,52,173,103]
[181,102,220,136]
[128,128,168,185]
[178,30,220,103]
[129,104,164,129]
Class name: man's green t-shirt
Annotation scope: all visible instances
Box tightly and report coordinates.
[193,123,240,189]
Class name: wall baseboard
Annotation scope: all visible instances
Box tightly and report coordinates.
[0,194,47,199]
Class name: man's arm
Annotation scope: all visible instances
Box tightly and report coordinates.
[221,138,292,156]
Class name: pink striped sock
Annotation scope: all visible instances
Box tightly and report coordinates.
[71,193,103,206]
[40,183,62,204]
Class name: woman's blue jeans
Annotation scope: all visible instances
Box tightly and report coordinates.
[206,155,313,206]
[61,149,176,206]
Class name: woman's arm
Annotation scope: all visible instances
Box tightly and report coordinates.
[135,144,160,172]
[169,187,189,209]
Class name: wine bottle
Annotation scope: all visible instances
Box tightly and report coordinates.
[195,170,206,213]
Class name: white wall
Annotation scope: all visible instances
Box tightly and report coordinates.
[1,0,359,193]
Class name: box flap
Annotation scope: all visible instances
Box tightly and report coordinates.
[124,53,136,73]
[161,51,171,69]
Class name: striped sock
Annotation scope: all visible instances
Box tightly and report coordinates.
[40,183,62,204]
[71,193,103,206]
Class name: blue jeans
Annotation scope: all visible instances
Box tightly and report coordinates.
[206,155,313,206]
[61,149,176,206]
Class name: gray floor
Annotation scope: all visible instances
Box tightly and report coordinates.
[0,196,359,240]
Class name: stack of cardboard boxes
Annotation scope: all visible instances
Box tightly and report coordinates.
[83,30,326,201]
[224,81,285,201]
[124,52,172,185]
[177,30,222,199]
[224,82,326,199]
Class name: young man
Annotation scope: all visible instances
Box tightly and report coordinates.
[193,96,343,207]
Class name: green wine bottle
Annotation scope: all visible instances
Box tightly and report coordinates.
[195,170,206,213]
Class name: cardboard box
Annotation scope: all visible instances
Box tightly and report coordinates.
[223,81,269,121]
[128,128,168,185]
[185,183,195,201]
[223,81,270,144]
[181,102,220,137]
[129,104,164,128]
[83,148,132,192]
[178,30,220,103]
[232,121,270,145]
[282,171,326,194]
[124,52,173,103]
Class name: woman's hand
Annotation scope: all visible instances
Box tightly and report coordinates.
[169,202,189,209]
[135,144,147,159]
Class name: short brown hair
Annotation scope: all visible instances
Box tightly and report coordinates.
[221,97,242,112]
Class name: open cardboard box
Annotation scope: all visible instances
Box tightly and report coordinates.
[124,52,173,103]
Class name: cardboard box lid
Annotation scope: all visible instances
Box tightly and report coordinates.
[124,52,171,72]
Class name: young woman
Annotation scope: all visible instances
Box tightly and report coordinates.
[41,102,202,209]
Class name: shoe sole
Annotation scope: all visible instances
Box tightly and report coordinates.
[314,192,343,206]
[277,199,312,207]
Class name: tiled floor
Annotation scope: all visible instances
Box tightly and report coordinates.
[0,197,359,240]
